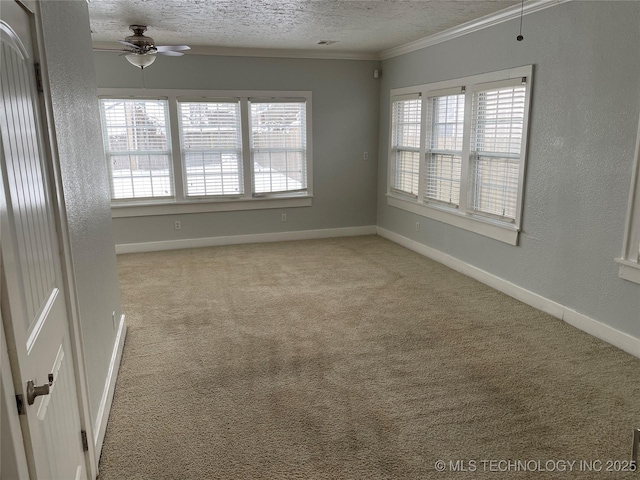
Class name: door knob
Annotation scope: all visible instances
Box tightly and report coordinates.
[26,374,53,405]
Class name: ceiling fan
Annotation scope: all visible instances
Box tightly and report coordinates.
[118,25,190,69]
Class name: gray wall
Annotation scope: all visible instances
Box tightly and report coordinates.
[40,2,123,425]
[377,1,640,339]
[93,54,381,245]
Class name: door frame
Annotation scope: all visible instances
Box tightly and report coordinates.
[1,1,98,478]
[1,309,30,479]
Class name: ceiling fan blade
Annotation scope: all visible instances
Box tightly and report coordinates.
[155,45,191,52]
[118,40,139,49]
[157,50,184,56]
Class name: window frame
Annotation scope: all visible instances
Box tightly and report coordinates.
[98,89,313,218]
[615,99,640,284]
[387,66,533,245]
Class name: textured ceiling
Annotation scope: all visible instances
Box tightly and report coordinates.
[89,0,521,56]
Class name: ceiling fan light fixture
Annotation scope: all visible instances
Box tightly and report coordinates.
[125,53,156,69]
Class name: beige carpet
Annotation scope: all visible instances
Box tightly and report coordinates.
[98,235,639,479]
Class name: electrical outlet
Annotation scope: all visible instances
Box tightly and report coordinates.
[281,213,287,222]
[415,222,420,232]
[363,151,369,161]
[174,221,181,230]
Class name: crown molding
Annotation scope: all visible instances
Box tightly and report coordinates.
[92,42,380,62]
[187,45,380,61]
[92,0,570,63]
[380,0,572,60]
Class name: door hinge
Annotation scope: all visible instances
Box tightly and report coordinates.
[80,430,89,452]
[34,62,43,93]
[15,394,25,415]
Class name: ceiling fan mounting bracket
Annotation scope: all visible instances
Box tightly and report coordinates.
[129,25,148,36]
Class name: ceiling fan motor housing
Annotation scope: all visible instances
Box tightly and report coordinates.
[125,25,155,53]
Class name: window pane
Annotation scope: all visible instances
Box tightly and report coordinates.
[100,99,172,199]
[254,151,304,193]
[394,150,420,196]
[179,101,243,196]
[250,102,307,194]
[392,99,421,149]
[101,100,168,152]
[429,94,464,151]
[471,155,519,219]
[183,152,242,196]
[109,154,172,199]
[472,86,525,155]
[426,154,461,205]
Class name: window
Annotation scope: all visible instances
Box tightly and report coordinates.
[178,100,243,196]
[615,102,640,284]
[425,91,464,205]
[470,83,526,220]
[387,66,533,245]
[250,100,307,195]
[100,99,172,199]
[390,96,422,196]
[98,89,312,217]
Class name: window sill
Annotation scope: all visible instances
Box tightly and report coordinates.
[386,194,519,245]
[111,195,313,218]
[615,258,640,285]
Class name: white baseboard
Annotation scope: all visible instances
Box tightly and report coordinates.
[115,225,378,254]
[377,227,640,359]
[561,308,640,358]
[93,314,127,461]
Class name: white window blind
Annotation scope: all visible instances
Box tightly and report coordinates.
[392,98,421,149]
[391,97,422,196]
[100,99,172,200]
[178,101,243,196]
[250,101,307,195]
[470,83,526,220]
[426,93,465,205]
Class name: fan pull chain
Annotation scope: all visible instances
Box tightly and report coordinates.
[517,0,524,41]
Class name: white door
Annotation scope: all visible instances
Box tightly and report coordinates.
[0,1,87,479]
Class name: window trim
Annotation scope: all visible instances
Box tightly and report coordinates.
[615,99,640,284]
[98,88,313,217]
[387,66,533,245]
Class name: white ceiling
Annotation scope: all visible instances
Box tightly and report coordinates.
[89,0,523,58]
